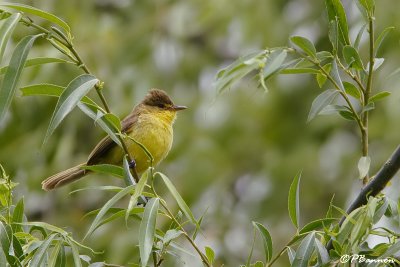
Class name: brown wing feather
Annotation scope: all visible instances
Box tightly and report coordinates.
[87,108,140,165]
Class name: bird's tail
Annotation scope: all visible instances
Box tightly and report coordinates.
[42,163,88,191]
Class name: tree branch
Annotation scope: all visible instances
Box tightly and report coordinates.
[327,145,400,250]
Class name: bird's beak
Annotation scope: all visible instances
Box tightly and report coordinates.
[171,105,188,111]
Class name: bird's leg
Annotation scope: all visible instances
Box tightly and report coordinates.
[128,159,136,169]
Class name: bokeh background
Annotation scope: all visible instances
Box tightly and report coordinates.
[1,0,400,266]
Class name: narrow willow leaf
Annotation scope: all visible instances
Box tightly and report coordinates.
[0,3,71,38]
[319,104,348,115]
[292,232,315,267]
[299,218,338,234]
[0,57,73,75]
[215,51,265,94]
[163,229,183,244]
[288,172,302,229]
[375,27,394,56]
[79,164,124,178]
[20,83,97,108]
[11,198,24,233]
[369,91,391,103]
[66,238,82,267]
[263,49,287,80]
[30,233,58,267]
[330,60,344,91]
[356,0,375,17]
[156,172,197,225]
[339,110,356,121]
[325,0,350,45]
[20,222,68,235]
[252,222,273,263]
[328,19,339,53]
[0,222,13,264]
[290,36,317,58]
[0,34,42,123]
[314,238,330,264]
[84,185,135,239]
[48,242,62,267]
[122,155,136,186]
[139,198,159,267]
[307,90,339,122]
[280,68,319,74]
[354,24,367,49]
[0,13,21,63]
[205,247,215,265]
[367,58,384,72]
[343,81,362,100]
[316,63,332,88]
[77,103,121,146]
[125,166,150,223]
[343,45,364,70]
[358,156,371,179]
[44,74,99,144]
[287,247,295,264]
[380,241,400,258]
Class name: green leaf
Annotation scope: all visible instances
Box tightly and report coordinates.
[80,164,124,178]
[368,58,384,72]
[290,36,317,58]
[280,68,320,74]
[0,222,14,264]
[252,222,273,263]
[354,24,367,49]
[66,238,82,267]
[299,218,338,234]
[122,155,136,186]
[325,0,350,45]
[77,103,121,146]
[361,102,375,114]
[336,208,363,245]
[139,198,159,267]
[343,45,364,70]
[11,198,24,233]
[314,238,329,265]
[263,50,287,80]
[343,81,362,100]
[0,3,71,38]
[30,233,58,267]
[156,172,197,225]
[287,247,295,264]
[125,168,150,224]
[205,246,215,265]
[163,229,183,244]
[20,221,68,235]
[44,74,99,144]
[216,51,265,94]
[338,110,356,121]
[316,63,332,88]
[356,0,375,17]
[307,89,339,122]
[358,156,371,179]
[0,57,74,75]
[330,60,344,91]
[0,34,42,123]
[375,27,394,56]
[380,241,400,259]
[320,104,348,116]
[328,19,339,53]
[369,91,391,103]
[292,232,315,267]
[288,171,301,228]
[0,13,21,64]
[84,185,135,239]
[48,242,62,267]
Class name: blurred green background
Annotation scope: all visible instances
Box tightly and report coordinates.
[1,0,400,266]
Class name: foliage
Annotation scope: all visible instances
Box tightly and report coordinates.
[0,0,400,266]
[216,0,400,265]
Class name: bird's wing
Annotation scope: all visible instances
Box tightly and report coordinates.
[87,110,139,165]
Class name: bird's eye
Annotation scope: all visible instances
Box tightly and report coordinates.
[157,103,164,108]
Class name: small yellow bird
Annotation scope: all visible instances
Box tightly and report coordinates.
[42,89,187,191]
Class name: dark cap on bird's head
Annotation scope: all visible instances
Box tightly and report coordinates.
[143,89,187,111]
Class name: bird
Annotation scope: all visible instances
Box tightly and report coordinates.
[42,89,187,191]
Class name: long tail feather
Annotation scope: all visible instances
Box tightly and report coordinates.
[42,163,88,191]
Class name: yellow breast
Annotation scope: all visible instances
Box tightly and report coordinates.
[108,109,176,174]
